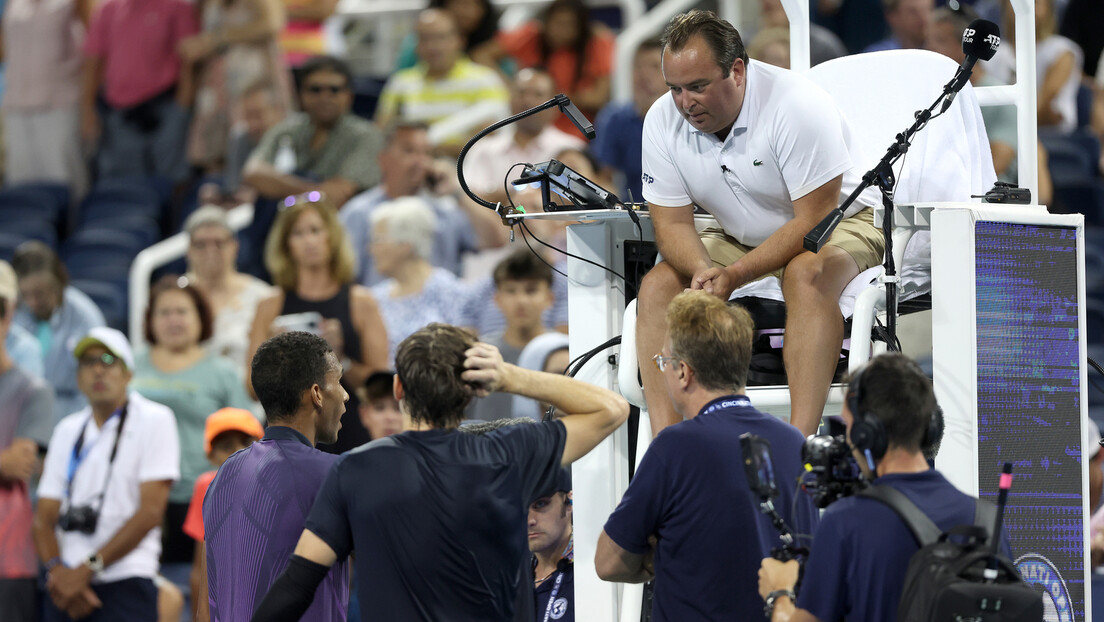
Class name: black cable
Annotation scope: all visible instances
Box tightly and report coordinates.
[517,219,627,283]
[1088,356,1104,396]
[502,162,531,212]
[1089,356,1104,378]
[516,222,568,280]
[566,335,622,379]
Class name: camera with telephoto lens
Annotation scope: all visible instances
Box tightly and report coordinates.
[800,434,866,508]
[58,505,100,534]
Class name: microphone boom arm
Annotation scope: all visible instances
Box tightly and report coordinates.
[456,94,594,212]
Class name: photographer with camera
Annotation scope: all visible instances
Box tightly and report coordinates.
[595,291,817,620]
[758,352,1009,622]
[32,328,180,622]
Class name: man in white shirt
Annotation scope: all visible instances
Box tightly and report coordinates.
[636,10,885,438]
[461,67,586,203]
[32,327,179,622]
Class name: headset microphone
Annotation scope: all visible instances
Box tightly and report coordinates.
[941,19,1001,112]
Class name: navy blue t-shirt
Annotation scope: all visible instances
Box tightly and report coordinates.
[603,396,819,621]
[304,421,567,622]
[798,469,1011,622]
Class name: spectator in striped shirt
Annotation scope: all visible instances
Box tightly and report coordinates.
[375,8,508,156]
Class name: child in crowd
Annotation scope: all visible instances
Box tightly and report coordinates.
[182,408,264,620]
[467,250,554,422]
[357,371,404,440]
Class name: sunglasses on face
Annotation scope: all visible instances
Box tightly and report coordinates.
[79,352,121,369]
[304,84,347,95]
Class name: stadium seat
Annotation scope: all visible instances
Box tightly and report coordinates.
[1050,175,1104,225]
[0,232,27,261]
[1044,136,1095,179]
[2,219,58,248]
[1078,83,1093,129]
[72,213,161,248]
[65,227,149,256]
[70,279,128,332]
[0,186,64,222]
[80,178,164,227]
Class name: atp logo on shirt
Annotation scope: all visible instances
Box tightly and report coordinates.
[642,172,655,185]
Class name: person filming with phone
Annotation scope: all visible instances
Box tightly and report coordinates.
[595,291,817,620]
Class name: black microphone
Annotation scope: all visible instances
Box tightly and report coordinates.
[554,94,597,140]
[941,19,1000,112]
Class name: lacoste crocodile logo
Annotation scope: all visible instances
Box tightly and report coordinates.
[753,159,763,167]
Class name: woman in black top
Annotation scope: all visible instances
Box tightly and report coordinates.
[247,193,389,452]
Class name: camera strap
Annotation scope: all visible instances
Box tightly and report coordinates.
[65,402,130,509]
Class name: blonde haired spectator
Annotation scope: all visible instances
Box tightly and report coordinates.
[248,194,388,453]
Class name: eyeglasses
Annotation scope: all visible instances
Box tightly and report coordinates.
[79,352,121,369]
[304,84,347,95]
[652,353,682,372]
[189,237,231,251]
[281,190,325,211]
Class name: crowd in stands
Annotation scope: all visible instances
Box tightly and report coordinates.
[1,0,1104,619]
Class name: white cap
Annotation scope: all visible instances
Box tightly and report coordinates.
[73,327,135,371]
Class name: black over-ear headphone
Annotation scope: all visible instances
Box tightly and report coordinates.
[846,363,942,462]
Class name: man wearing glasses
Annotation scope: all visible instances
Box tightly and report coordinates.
[32,327,179,622]
[595,291,817,621]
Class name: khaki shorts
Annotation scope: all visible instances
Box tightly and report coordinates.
[699,207,885,284]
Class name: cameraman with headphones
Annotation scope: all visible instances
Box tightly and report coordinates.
[759,352,1007,622]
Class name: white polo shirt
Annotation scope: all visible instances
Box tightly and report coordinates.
[641,60,879,246]
[38,391,180,584]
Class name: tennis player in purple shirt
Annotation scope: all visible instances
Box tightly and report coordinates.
[201,332,350,622]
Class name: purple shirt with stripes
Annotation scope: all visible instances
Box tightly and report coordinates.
[203,425,349,622]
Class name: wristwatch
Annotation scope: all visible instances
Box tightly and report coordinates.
[764,589,796,618]
[83,552,105,574]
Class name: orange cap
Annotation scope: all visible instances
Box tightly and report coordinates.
[204,408,264,454]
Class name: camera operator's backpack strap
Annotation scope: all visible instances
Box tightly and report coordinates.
[857,485,941,546]
[858,485,997,547]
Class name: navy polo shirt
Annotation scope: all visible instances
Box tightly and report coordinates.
[798,469,1012,622]
[603,396,819,621]
[305,420,567,621]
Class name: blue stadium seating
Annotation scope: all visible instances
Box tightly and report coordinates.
[70,279,128,332]
[2,219,58,248]
[0,232,27,261]
[65,227,149,256]
[72,213,161,248]
[0,186,64,224]
[1051,175,1104,224]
